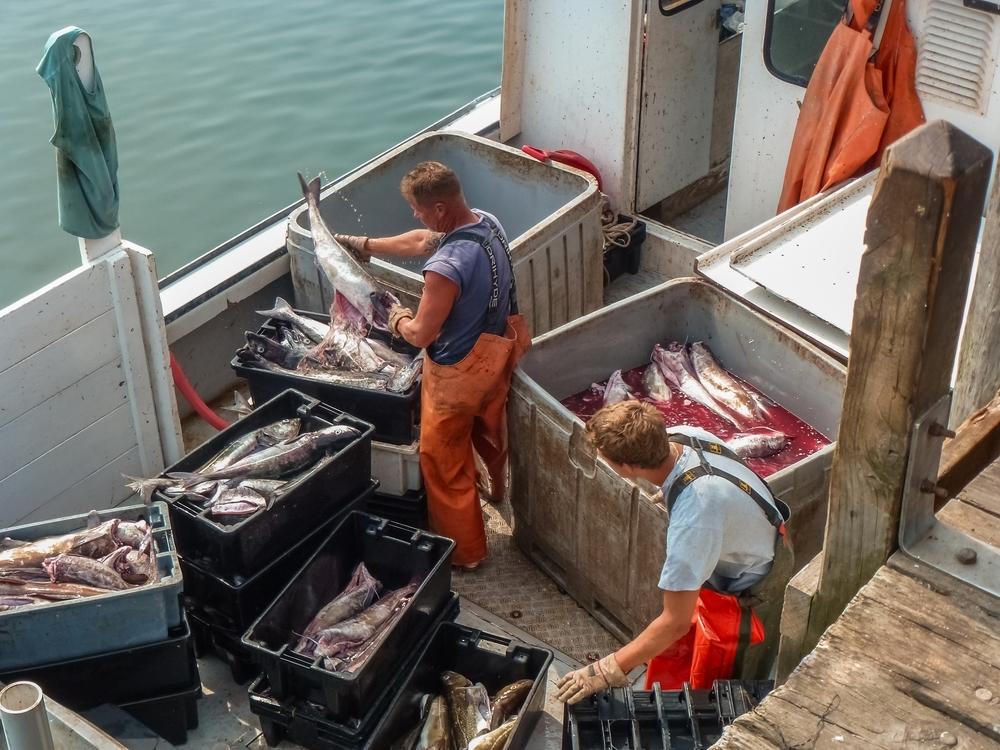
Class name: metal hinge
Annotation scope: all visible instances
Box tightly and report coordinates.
[899,393,1000,596]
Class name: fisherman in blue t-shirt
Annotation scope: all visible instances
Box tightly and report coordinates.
[334,162,530,570]
[555,400,793,704]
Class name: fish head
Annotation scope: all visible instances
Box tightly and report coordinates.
[246,331,297,362]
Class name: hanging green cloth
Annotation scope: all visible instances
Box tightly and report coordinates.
[37,27,120,239]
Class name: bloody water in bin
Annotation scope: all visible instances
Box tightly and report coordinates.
[561,364,830,478]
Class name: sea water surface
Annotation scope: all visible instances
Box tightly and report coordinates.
[0,1,503,307]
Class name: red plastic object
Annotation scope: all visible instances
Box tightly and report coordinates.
[520,145,603,191]
[170,350,230,431]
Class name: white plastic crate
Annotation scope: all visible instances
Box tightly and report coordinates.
[371,438,422,497]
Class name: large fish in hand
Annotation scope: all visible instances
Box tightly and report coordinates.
[298,174,400,328]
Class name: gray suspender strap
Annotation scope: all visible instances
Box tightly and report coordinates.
[664,434,787,531]
[446,213,520,320]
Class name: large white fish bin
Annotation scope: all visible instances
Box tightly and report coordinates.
[286,131,604,337]
[508,278,846,641]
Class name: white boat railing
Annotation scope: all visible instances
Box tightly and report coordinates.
[0,240,182,527]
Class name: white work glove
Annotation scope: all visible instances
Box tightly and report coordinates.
[555,653,628,704]
[388,305,415,338]
[334,233,371,262]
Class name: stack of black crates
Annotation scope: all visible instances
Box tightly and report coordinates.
[156,389,376,685]
[231,306,429,531]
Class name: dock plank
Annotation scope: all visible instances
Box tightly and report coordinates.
[719,562,1000,749]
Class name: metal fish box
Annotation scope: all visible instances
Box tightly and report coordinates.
[286,131,604,338]
[0,502,183,670]
[508,278,846,641]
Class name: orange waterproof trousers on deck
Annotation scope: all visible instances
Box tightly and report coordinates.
[420,315,531,567]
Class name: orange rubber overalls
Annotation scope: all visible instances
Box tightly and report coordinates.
[777,0,924,213]
[419,216,530,567]
[645,435,795,690]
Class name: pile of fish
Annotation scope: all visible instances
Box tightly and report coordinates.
[0,511,158,611]
[127,418,361,523]
[394,673,533,750]
[236,172,423,393]
[292,562,416,674]
[235,297,422,394]
[600,341,788,459]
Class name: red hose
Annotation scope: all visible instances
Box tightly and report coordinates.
[169,350,230,431]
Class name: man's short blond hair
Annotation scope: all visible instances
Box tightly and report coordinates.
[586,401,671,469]
[400,161,462,205]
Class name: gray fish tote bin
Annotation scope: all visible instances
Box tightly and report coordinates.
[233,309,420,445]
[286,131,604,338]
[157,389,374,582]
[367,621,553,750]
[0,502,183,671]
[242,511,455,722]
[508,278,847,641]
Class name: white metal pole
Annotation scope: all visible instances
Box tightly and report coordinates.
[0,682,55,750]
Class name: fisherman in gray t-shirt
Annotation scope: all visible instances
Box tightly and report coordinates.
[556,401,792,705]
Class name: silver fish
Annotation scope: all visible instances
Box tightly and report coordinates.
[295,562,382,654]
[313,583,417,662]
[415,695,450,750]
[367,337,413,369]
[489,679,532,730]
[43,554,129,590]
[690,342,765,426]
[387,354,423,393]
[207,486,267,518]
[298,174,400,328]
[642,363,672,402]
[0,520,119,570]
[652,344,737,426]
[301,304,386,373]
[246,330,308,369]
[256,297,330,343]
[169,425,360,488]
[602,369,634,406]
[728,428,787,459]
[467,720,516,750]
[239,349,391,390]
[442,671,492,748]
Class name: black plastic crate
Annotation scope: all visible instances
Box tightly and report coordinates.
[368,620,553,749]
[0,613,197,710]
[603,214,646,284]
[233,308,420,445]
[119,681,202,746]
[363,488,427,530]
[181,480,378,632]
[189,607,261,685]
[243,511,454,722]
[157,389,374,582]
[247,594,460,749]
[563,681,773,750]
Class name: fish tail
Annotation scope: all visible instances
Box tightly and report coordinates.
[255,295,294,319]
[298,172,321,206]
[164,471,205,489]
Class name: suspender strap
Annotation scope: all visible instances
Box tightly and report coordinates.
[444,213,520,323]
[664,435,787,532]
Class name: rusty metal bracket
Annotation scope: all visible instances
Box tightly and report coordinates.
[900,393,1000,596]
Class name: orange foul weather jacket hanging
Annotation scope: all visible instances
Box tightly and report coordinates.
[776,0,924,213]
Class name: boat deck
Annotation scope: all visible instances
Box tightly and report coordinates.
[716,456,1000,749]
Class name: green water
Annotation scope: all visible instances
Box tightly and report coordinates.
[0,1,503,307]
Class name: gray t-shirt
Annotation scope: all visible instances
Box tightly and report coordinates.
[422,210,513,365]
[659,426,778,594]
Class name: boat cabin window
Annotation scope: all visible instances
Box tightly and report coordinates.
[765,0,844,86]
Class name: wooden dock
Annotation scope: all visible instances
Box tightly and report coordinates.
[717,457,1000,749]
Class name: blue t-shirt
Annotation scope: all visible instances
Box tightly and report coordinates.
[659,426,778,594]
[422,210,513,365]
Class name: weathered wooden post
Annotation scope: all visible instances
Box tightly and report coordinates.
[776,121,994,678]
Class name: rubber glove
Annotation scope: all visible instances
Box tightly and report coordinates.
[555,653,628,704]
[388,305,415,338]
[334,233,370,261]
